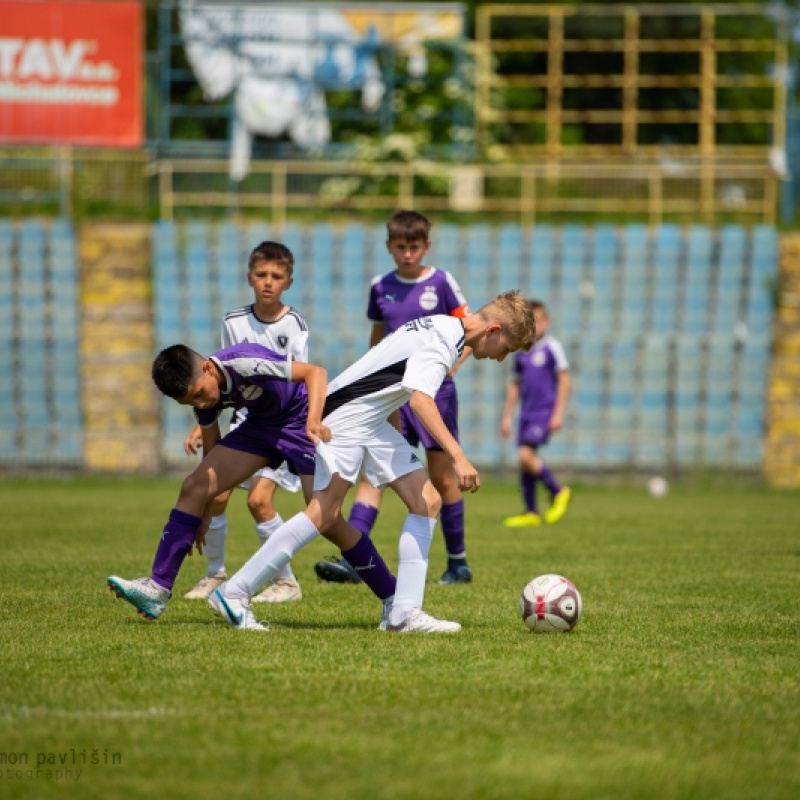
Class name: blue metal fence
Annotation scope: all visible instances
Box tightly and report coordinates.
[0,219,82,467]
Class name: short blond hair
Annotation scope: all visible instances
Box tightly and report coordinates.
[475,290,537,351]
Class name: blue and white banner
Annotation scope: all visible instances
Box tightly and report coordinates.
[179,1,464,178]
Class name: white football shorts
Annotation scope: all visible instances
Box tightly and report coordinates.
[313,421,424,492]
[238,461,301,493]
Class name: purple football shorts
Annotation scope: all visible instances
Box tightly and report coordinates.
[219,414,316,475]
[517,414,552,448]
[400,377,459,451]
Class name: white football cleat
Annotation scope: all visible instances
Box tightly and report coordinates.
[207,586,268,631]
[184,571,227,600]
[252,577,303,604]
[384,608,461,634]
[378,595,394,630]
[108,576,171,620]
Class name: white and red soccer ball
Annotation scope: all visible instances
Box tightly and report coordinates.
[520,574,583,633]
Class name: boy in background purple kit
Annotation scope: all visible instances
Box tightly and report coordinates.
[107,341,397,628]
[500,300,572,527]
[313,209,475,586]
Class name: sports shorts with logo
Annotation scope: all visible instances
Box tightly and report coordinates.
[518,413,552,448]
[313,421,424,491]
[220,414,317,476]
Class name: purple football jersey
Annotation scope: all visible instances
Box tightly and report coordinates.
[194,342,307,429]
[513,334,570,420]
[367,267,470,334]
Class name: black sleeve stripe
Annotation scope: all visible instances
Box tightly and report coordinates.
[323,360,408,419]
[287,309,308,331]
[224,305,251,320]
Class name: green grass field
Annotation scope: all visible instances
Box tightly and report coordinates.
[1,476,799,800]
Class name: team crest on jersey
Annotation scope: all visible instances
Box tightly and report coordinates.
[240,385,263,400]
[278,335,288,348]
[532,349,547,367]
[419,286,438,311]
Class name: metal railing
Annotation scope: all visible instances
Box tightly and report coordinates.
[153,156,778,225]
[475,3,789,162]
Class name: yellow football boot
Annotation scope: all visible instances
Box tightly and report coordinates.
[544,487,572,524]
[503,511,543,528]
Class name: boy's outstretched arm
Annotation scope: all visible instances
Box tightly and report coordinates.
[408,390,480,493]
[500,380,520,438]
[290,361,331,443]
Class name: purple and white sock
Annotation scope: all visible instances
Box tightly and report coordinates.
[348,502,379,537]
[151,508,203,590]
[341,533,396,600]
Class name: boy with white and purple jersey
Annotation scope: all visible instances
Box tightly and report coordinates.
[314,209,474,587]
[210,291,537,633]
[500,300,572,527]
[182,241,310,605]
[108,341,401,626]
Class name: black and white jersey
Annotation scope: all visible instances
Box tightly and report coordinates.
[222,305,309,361]
[323,314,466,439]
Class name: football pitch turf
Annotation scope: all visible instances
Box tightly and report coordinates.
[1,475,799,800]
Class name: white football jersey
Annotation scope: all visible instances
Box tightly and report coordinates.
[221,305,308,361]
[323,314,465,440]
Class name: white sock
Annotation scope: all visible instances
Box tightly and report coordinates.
[389,514,436,626]
[226,512,318,599]
[204,513,228,576]
[255,515,294,581]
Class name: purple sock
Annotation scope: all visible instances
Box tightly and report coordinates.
[522,472,538,513]
[341,533,396,600]
[151,508,202,590]
[348,502,379,537]
[538,463,562,497]
[441,499,466,561]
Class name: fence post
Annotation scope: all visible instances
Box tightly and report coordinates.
[58,146,73,218]
[272,164,286,233]
[159,161,173,221]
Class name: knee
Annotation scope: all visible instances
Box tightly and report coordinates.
[247,494,273,520]
[419,482,442,519]
[309,495,342,534]
[317,505,342,534]
[180,470,211,505]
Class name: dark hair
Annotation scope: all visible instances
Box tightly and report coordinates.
[152,344,204,398]
[248,241,295,276]
[529,299,547,314]
[386,209,431,243]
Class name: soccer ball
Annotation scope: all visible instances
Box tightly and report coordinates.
[647,476,669,498]
[520,574,583,633]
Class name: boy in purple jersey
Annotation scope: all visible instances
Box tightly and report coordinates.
[500,300,572,526]
[314,209,475,586]
[107,342,399,628]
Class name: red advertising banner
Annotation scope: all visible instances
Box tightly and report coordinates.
[0,1,142,146]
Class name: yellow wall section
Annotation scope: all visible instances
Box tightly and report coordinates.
[764,232,800,488]
[79,223,160,473]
